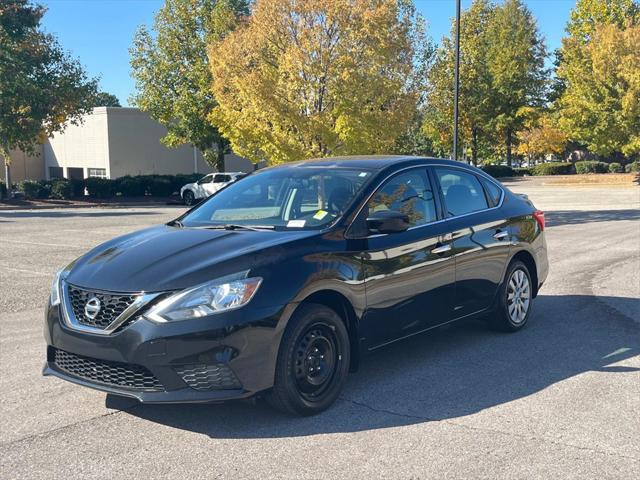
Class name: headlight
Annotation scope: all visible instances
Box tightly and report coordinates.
[145,271,262,323]
[50,269,68,306]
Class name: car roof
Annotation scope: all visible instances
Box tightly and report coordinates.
[269,155,470,172]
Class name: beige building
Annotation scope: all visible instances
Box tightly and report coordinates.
[3,107,253,183]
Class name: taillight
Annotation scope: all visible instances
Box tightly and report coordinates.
[533,210,545,231]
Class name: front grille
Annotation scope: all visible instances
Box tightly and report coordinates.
[67,284,137,329]
[174,364,242,391]
[52,348,164,391]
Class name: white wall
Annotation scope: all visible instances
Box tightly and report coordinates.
[42,107,254,179]
[44,108,110,179]
[224,153,254,173]
[106,108,211,178]
[4,146,45,182]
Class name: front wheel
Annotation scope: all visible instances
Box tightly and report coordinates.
[489,260,533,332]
[267,303,350,416]
[182,190,195,206]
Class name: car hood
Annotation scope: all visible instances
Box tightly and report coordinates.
[66,225,317,292]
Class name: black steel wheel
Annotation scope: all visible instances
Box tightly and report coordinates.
[183,190,195,206]
[267,303,350,416]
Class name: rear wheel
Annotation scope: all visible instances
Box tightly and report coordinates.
[489,260,533,332]
[182,190,195,206]
[267,303,350,416]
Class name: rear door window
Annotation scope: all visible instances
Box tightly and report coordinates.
[366,169,437,228]
[435,168,489,217]
[480,178,503,207]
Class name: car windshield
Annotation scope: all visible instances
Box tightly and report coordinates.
[181,167,373,230]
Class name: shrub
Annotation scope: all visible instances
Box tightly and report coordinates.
[115,176,145,197]
[514,167,532,176]
[146,176,174,196]
[17,179,48,199]
[531,162,574,176]
[480,164,516,178]
[69,178,85,197]
[0,182,6,199]
[625,161,640,173]
[608,162,624,173]
[49,179,74,200]
[575,161,608,174]
[85,177,114,198]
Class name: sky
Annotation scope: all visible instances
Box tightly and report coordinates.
[39,0,576,107]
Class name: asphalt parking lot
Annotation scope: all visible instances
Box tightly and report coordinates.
[1,179,639,479]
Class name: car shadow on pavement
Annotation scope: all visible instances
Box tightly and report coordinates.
[547,209,640,227]
[119,293,639,438]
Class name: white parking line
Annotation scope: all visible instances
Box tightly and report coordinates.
[3,239,86,248]
[2,267,52,277]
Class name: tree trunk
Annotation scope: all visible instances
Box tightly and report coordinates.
[2,145,11,195]
[506,129,513,167]
[471,128,478,166]
[215,140,225,172]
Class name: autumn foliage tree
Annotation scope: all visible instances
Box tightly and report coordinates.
[557,0,640,158]
[516,114,568,162]
[130,0,249,170]
[208,0,421,164]
[422,0,495,164]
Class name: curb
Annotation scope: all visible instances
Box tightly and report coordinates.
[0,201,185,211]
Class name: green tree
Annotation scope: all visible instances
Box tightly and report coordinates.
[486,0,547,166]
[208,0,423,164]
[130,0,250,170]
[422,0,496,165]
[567,0,639,43]
[556,0,639,159]
[557,23,640,157]
[94,91,121,107]
[0,0,97,190]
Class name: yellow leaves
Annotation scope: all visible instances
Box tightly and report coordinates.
[558,22,640,156]
[208,0,417,164]
[516,115,568,159]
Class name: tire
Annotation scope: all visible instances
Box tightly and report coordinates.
[182,190,195,206]
[489,260,534,332]
[267,303,350,416]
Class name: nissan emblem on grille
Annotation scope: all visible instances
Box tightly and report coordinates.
[84,296,102,320]
[66,284,141,330]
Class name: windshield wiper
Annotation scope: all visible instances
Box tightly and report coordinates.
[203,224,276,232]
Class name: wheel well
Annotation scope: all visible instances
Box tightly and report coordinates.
[511,250,539,297]
[299,290,360,372]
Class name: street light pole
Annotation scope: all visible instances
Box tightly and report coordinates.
[453,0,461,161]
[193,145,198,174]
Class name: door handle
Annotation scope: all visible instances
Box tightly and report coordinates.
[431,243,452,255]
[493,231,509,240]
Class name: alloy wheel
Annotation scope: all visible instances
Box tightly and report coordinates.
[507,268,530,324]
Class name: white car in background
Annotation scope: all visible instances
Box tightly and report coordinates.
[180,172,245,206]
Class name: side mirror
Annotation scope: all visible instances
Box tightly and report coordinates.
[366,210,410,234]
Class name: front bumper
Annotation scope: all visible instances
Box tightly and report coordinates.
[43,301,288,403]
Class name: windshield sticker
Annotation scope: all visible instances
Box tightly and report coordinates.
[287,219,306,228]
[313,210,328,220]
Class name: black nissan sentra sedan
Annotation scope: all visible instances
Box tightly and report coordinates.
[43,156,548,415]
